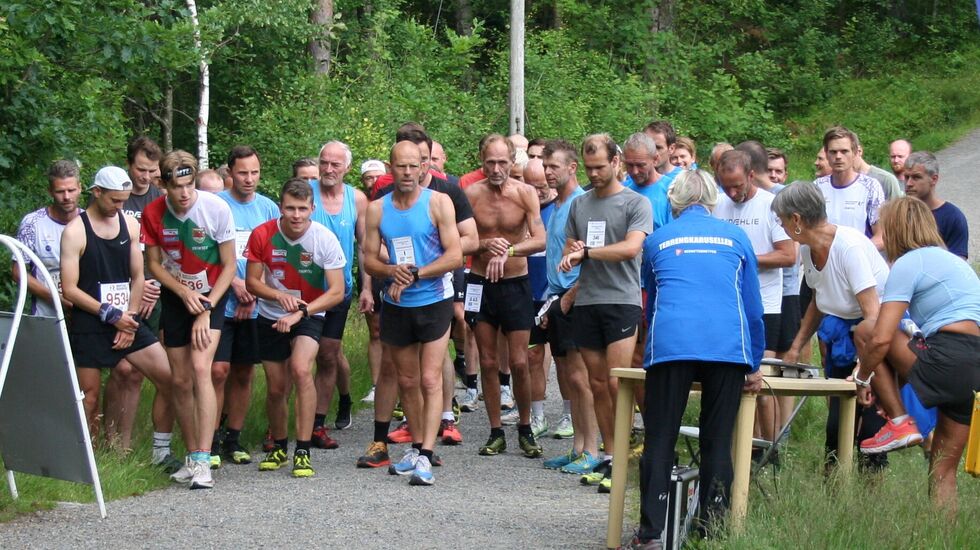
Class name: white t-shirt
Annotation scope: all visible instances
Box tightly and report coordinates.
[712,189,789,314]
[15,206,80,317]
[815,173,884,235]
[802,225,889,319]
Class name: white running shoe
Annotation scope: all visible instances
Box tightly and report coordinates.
[190,460,214,490]
[459,388,480,412]
[362,385,376,403]
[553,413,574,439]
[500,385,515,410]
[531,415,549,439]
[169,456,194,483]
[501,407,520,426]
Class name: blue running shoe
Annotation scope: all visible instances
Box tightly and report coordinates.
[560,451,602,475]
[408,455,434,486]
[388,447,419,476]
[543,449,580,470]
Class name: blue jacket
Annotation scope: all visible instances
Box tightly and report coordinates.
[644,205,765,372]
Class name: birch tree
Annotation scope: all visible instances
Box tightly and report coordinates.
[186,0,210,168]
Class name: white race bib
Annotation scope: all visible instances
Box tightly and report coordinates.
[52,272,62,295]
[586,220,606,248]
[392,236,416,266]
[235,230,252,260]
[464,283,483,313]
[100,282,131,311]
[177,270,212,293]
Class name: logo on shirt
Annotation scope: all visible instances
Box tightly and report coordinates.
[272,269,285,280]
[300,252,313,268]
[192,228,206,244]
[163,228,179,243]
[168,249,182,261]
[272,249,287,258]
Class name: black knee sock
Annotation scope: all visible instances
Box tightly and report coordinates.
[412,442,423,451]
[339,393,352,407]
[225,428,240,444]
[465,374,478,390]
[499,372,511,386]
[296,440,311,453]
[518,423,532,436]
[275,438,288,452]
[314,413,327,428]
[491,427,505,439]
[420,448,434,461]
[374,420,391,443]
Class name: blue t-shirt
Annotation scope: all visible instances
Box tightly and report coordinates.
[546,186,585,296]
[624,165,681,232]
[932,201,969,259]
[311,182,358,298]
[528,199,555,302]
[882,246,980,337]
[217,190,280,318]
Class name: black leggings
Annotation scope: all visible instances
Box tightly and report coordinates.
[637,361,746,541]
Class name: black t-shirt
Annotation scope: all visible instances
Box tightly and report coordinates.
[375,175,473,224]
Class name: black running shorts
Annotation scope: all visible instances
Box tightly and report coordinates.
[159,289,228,348]
[257,315,325,362]
[214,317,260,364]
[572,304,641,350]
[907,331,980,425]
[380,298,453,347]
[463,273,534,333]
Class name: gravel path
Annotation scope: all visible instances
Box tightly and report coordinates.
[933,127,980,262]
[0,368,611,549]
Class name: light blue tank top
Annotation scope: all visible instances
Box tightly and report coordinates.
[311,183,356,298]
[380,188,450,307]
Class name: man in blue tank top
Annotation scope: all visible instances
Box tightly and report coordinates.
[363,141,462,486]
[310,140,372,447]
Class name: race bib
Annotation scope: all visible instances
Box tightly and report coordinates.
[464,283,483,312]
[235,230,252,260]
[586,220,606,248]
[392,236,416,266]
[177,270,212,293]
[100,282,131,310]
[51,272,62,295]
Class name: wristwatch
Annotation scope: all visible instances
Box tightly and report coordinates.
[409,266,420,282]
[298,303,309,318]
[583,247,591,260]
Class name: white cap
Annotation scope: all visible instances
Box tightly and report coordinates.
[90,166,133,191]
[360,159,385,175]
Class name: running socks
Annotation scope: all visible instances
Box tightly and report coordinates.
[275,438,288,451]
[465,374,479,390]
[518,424,532,436]
[499,372,511,387]
[562,400,572,415]
[296,440,311,453]
[152,432,172,461]
[531,401,545,418]
[314,413,327,429]
[374,420,391,442]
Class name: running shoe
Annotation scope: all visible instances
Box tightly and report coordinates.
[389,447,420,476]
[459,388,480,412]
[860,416,923,454]
[452,396,461,423]
[259,447,289,471]
[221,441,252,465]
[170,456,194,483]
[531,415,549,439]
[335,400,353,430]
[624,535,663,550]
[209,453,221,470]
[479,433,507,456]
[292,449,314,478]
[500,407,520,426]
[500,385,515,409]
[312,426,339,449]
[579,459,611,485]
[387,421,414,444]
[409,455,434,486]
[560,451,602,475]
[356,441,391,468]
[262,428,275,453]
[362,385,376,403]
[392,401,405,420]
[519,432,544,458]
[553,413,574,439]
[153,453,184,475]
[190,460,214,490]
[543,449,580,470]
[598,476,612,494]
[440,419,463,445]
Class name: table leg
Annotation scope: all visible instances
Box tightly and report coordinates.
[606,378,636,548]
[730,392,757,531]
[837,394,856,478]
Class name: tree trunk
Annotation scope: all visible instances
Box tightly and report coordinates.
[553,0,562,29]
[456,0,472,36]
[162,84,173,152]
[311,0,333,75]
[650,1,674,33]
[509,0,525,136]
[186,0,209,168]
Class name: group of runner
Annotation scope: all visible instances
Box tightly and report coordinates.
[14,120,973,496]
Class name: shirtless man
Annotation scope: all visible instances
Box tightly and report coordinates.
[463,134,546,458]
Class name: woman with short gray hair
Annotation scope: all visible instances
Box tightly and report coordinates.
[667,169,718,215]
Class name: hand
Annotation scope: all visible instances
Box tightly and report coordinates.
[112,329,135,350]
[180,289,209,315]
[358,288,375,314]
[567,240,585,254]
[233,300,255,321]
[275,291,303,313]
[781,347,800,365]
[486,255,507,283]
[139,280,160,317]
[390,264,416,287]
[559,292,574,314]
[539,313,549,330]
[388,283,406,303]
[112,311,140,334]
[191,313,213,351]
[273,311,303,333]
[743,370,763,393]
[559,249,584,272]
[856,385,874,406]
[482,237,511,256]
[232,278,254,304]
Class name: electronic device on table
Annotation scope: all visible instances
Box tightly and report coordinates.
[760,358,820,379]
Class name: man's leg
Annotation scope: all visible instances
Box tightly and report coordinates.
[365,310,382,388]
[580,335,636,456]
[420,330,452,452]
[506,329,533,424]
[76,368,104,444]
[474,322,502,427]
[564,350,599,458]
[289,335,321,476]
[103,359,143,449]
[125,343,182,461]
[391,343,424,443]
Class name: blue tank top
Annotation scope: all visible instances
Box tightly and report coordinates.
[311,183,357,298]
[380,188,450,307]
[528,200,555,301]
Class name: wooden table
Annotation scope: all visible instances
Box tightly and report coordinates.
[605,367,857,549]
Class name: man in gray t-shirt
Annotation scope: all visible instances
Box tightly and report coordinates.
[558,134,652,486]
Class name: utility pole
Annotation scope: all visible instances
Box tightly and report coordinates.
[509,0,525,136]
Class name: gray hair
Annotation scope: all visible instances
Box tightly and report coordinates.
[47,159,80,185]
[904,151,939,178]
[622,132,657,157]
[318,140,353,169]
[771,181,827,227]
[668,169,718,215]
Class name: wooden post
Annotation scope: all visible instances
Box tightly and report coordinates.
[509,0,525,136]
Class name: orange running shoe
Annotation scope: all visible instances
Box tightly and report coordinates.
[440,419,463,445]
[860,416,922,454]
[386,421,414,444]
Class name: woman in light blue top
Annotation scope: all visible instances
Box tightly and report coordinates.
[855,197,980,512]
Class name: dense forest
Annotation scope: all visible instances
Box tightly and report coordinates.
[1,1,978,249]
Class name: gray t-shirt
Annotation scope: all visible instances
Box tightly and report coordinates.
[866,164,903,201]
[565,187,653,306]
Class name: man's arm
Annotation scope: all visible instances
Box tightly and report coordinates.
[59,219,99,316]
[757,239,795,269]
[362,201,395,280]
[354,188,373,309]
[126,216,145,309]
[207,239,238,305]
[457,218,479,256]
[11,266,60,307]
[511,184,545,257]
[422,192,463,278]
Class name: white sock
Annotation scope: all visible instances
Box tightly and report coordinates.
[890,414,909,425]
[604,454,613,462]
[152,432,172,461]
[442,411,454,421]
[531,400,545,418]
[562,400,572,415]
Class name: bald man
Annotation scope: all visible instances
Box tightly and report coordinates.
[889,139,912,183]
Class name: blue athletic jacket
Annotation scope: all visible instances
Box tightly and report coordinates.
[644,205,765,372]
